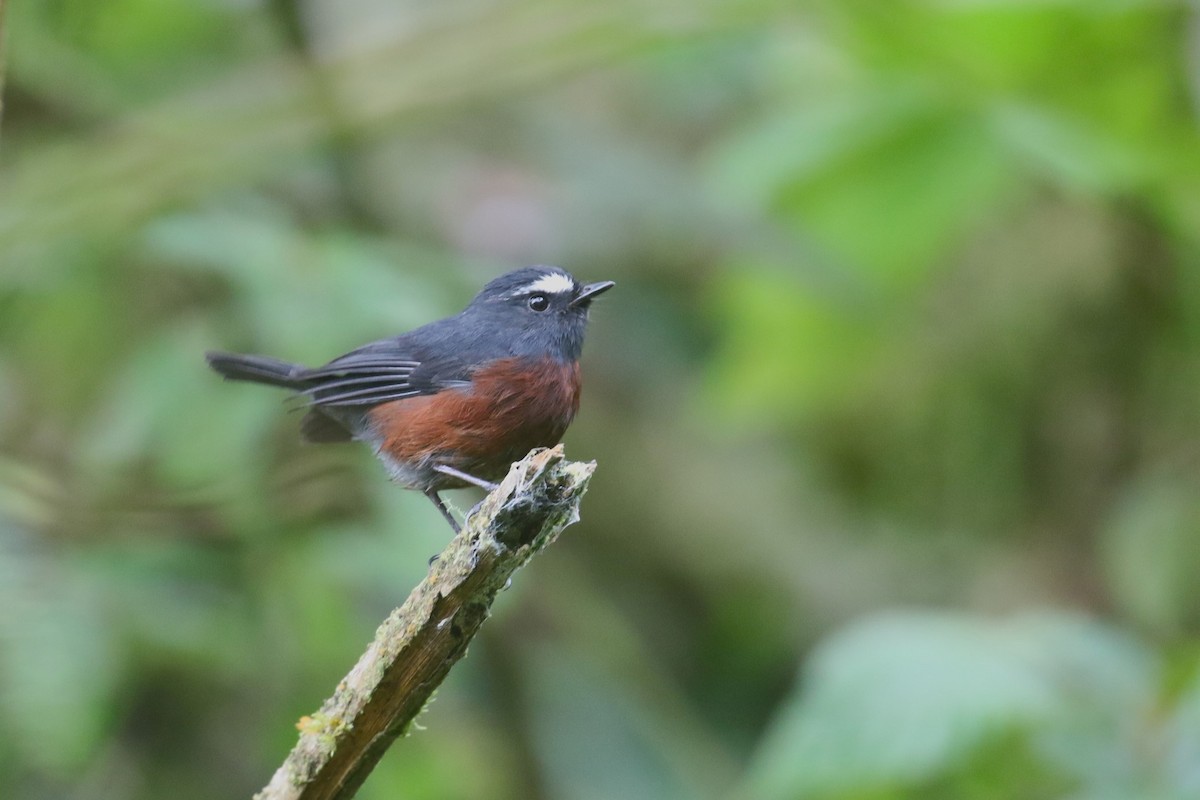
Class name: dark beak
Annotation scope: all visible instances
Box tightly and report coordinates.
[570,280,615,308]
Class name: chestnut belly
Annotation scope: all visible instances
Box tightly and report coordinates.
[367,357,581,491]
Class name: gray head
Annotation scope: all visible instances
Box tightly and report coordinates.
[464,266,615,362]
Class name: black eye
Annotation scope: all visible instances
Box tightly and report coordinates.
[528,294,550,312]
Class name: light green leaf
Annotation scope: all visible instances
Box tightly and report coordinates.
[748,611,1153,799]
[990,103,1149,193]
[710,93,1019,287]
[705,86,932,215]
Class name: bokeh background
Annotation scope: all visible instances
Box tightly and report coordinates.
[4,1,1200,798]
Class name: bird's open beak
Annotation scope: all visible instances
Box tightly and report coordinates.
[570,280,615,308]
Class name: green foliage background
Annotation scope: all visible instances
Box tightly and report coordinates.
[2,1,1200,798]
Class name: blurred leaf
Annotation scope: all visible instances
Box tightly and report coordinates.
[0,527,123,774]
[142,203,458,355]
[775,107,1016,287]
[709,90,1018,287]
[706,86,930,217]
[82,539,255,674]
[523,646,703,800]
[1101,479,1200,635]
[990,103,1150,193]
[705,268,884,422]
[748,612,1153,799]
[79,318,279,488]
[8,263,135,416]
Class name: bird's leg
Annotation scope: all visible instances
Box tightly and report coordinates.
[433,464,500,493]
[424,490,461,533]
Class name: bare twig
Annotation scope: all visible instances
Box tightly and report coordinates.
[255,445,595,800]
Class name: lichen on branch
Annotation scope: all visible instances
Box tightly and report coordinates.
[255,445,594,800]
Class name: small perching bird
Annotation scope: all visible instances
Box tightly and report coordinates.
[206,267,613,531]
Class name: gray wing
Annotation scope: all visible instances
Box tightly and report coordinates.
[294,343,472,408]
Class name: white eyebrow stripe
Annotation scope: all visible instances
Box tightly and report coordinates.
[519,273,576,296]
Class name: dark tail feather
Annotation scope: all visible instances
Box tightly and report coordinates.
[205,351,306,389]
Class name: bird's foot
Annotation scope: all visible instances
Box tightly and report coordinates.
[433,464,500,493]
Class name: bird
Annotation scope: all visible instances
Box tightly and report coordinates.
[205,266,613,532]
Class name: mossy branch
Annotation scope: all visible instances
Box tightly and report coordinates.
[254,445,595,800]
